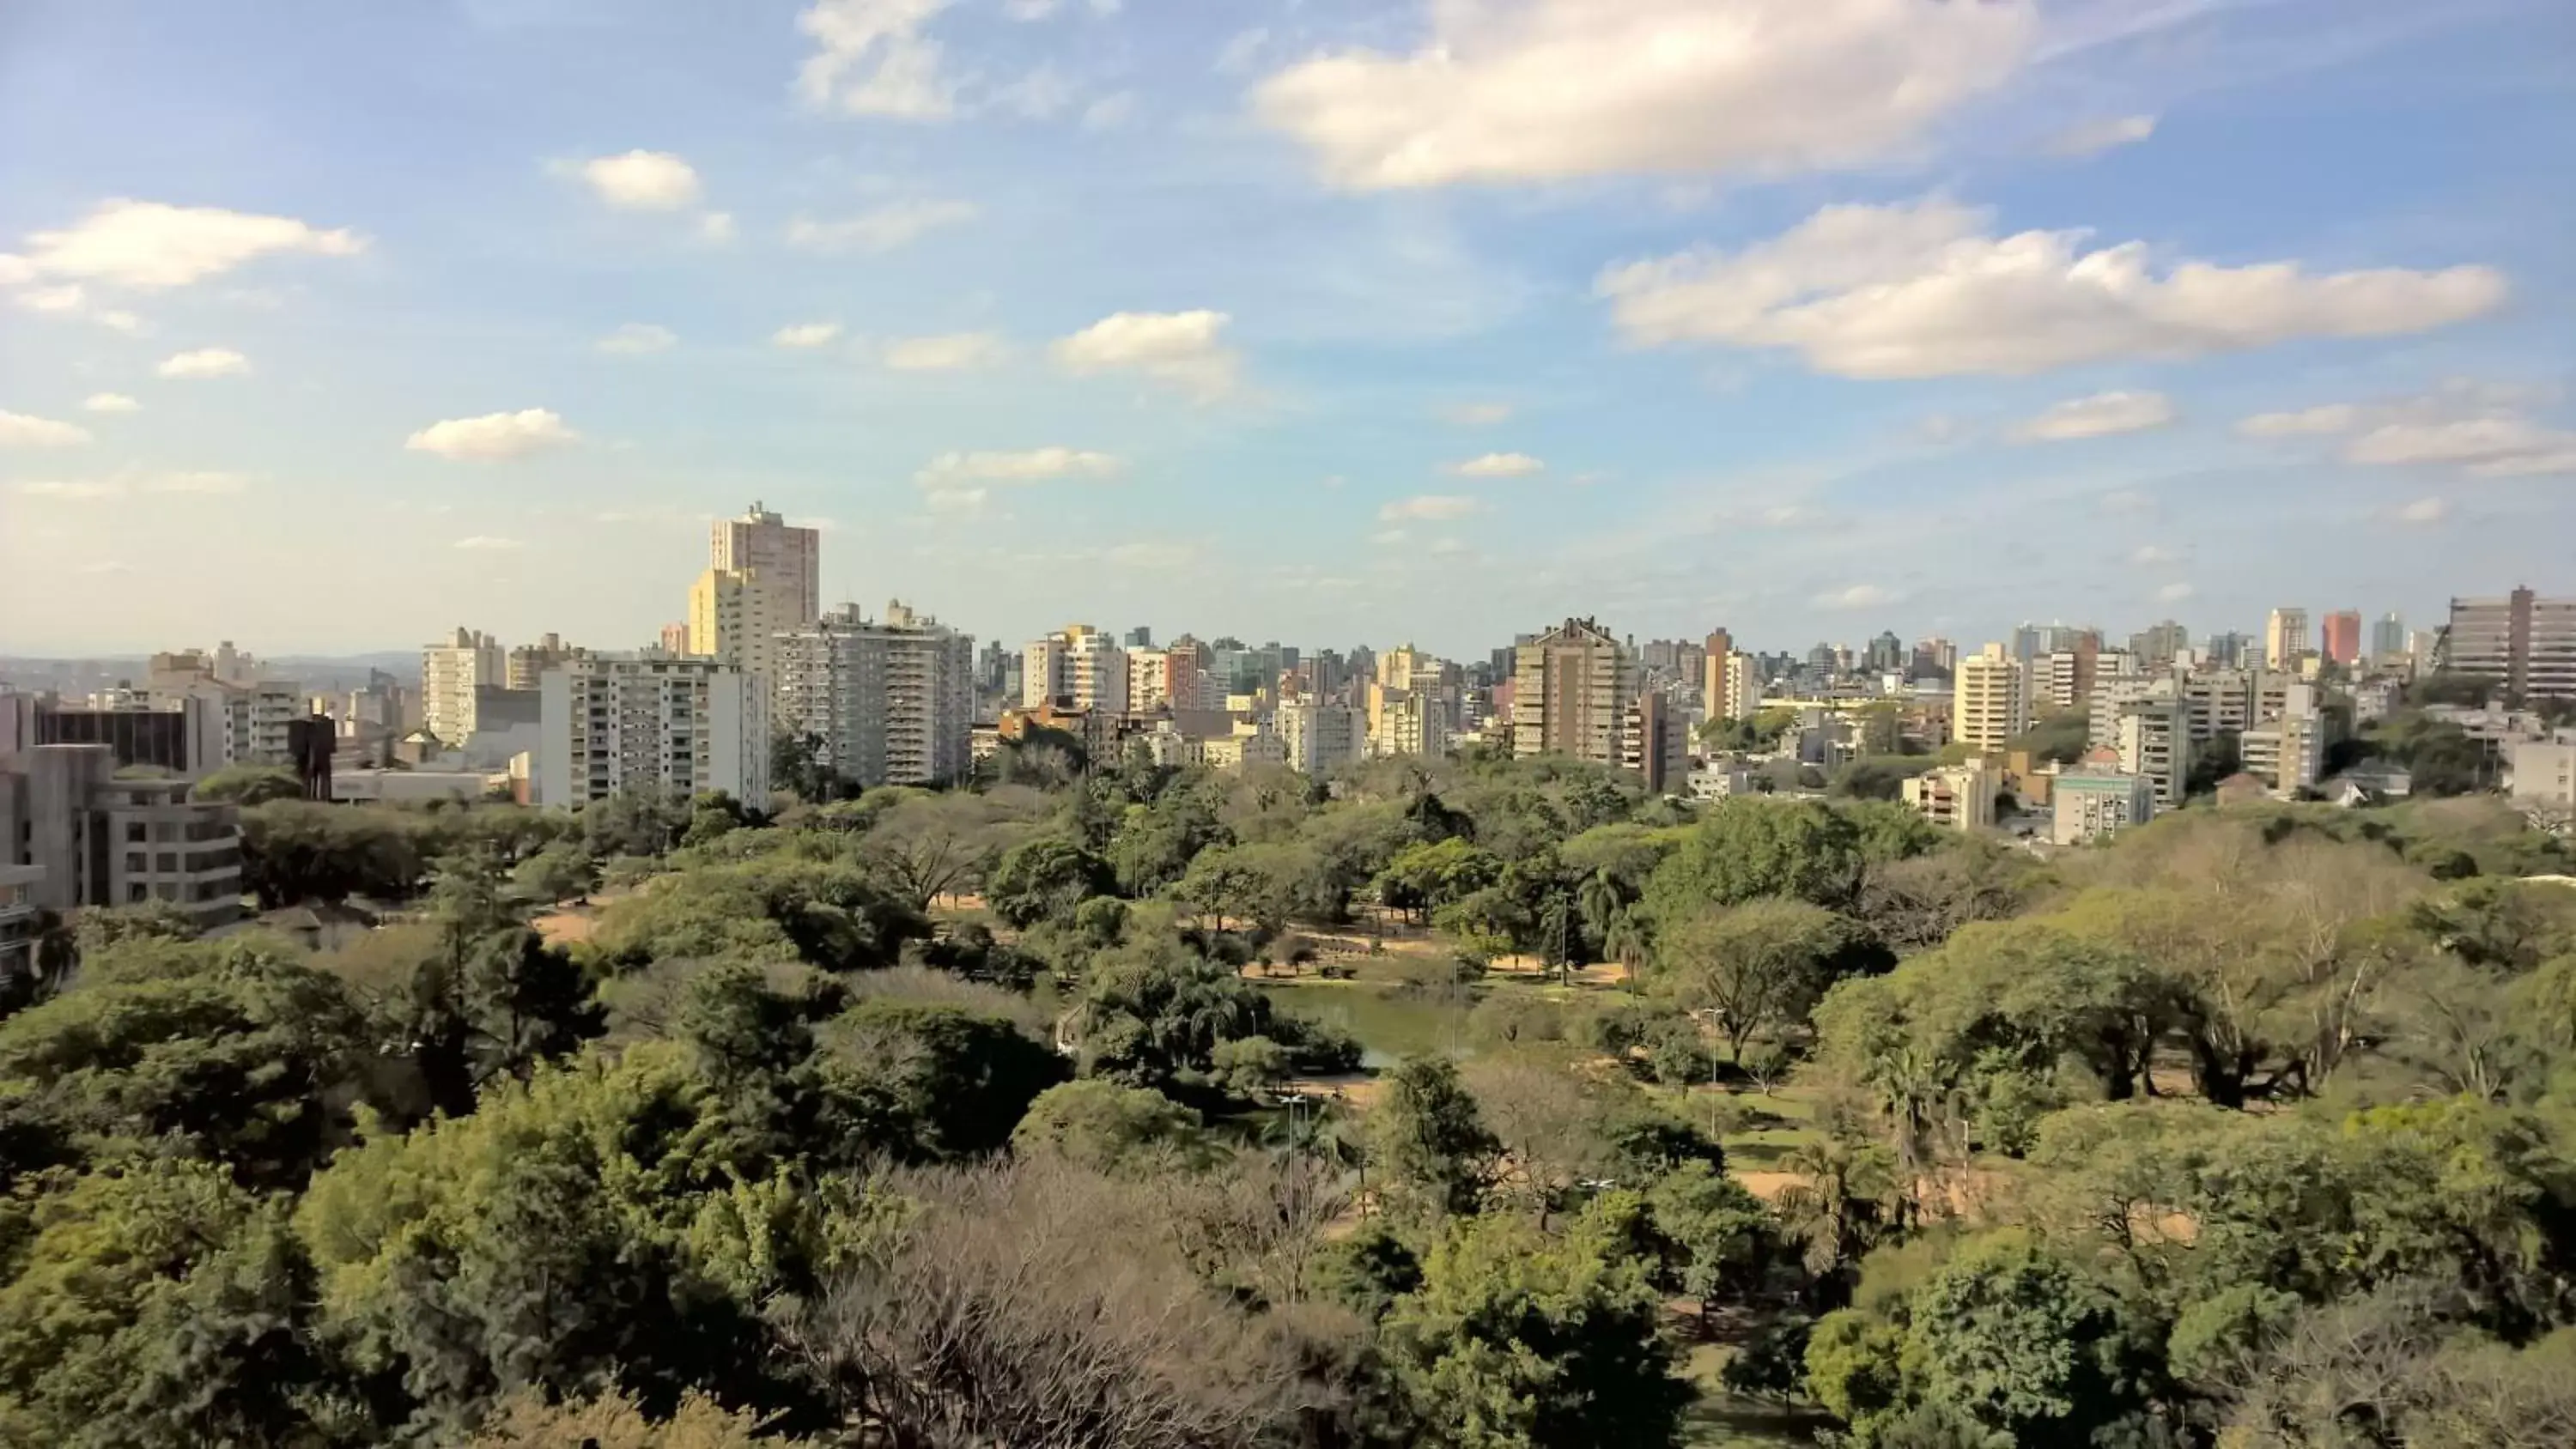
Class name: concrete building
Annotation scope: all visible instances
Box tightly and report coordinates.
[0,861,40,979]
[688,567,796,690]
[2446,588,2576,701]
[2266,608,2313,675]
[1901,761,1996,832]
[1953,643,2031,751]
[1277,701,1366,777]
[1710,651,1763,726]
[1021,626,1128,712]
[1621,692,1688,794]
[1370,690,1449,760]
[2371,612,2409,666]
[1511,618,1637,767]
[536,652,769,808]
[774,602,975,789]
[2116,698,2193,808]
[2507,740,2576,814]
[2053,769,2156,846]
[2240,682,2326,794]
[422,627,505,748]
[0,745,243,927]
[507,634,581,691]
[2321,610,2363,668]
[710,502,821,627]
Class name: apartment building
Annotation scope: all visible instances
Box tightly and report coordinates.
[1021,626,1130,712]
[2053,769,2156,846]
[2266,608,2312,674]
[1621,692,1688,794]
[773,602,975,789]
[2508,740,2576,813]
[1512,618,1637,767]
[422,627,505,746]
[2321,610,2362,667]
[1371,689,1449,760]
[0,745,243,928]
[1900,761,1996,832]
[536,652,769,808]
[1277,700,1366,776]
[507,633,581,691]
[710,502,822,627]
[688,567,798,689]
[2116,698,2193,808]
[2371,613,2408,664]
[1953,643,2031,751]
[1710,651,1763,724]
[2447,588,2576,701]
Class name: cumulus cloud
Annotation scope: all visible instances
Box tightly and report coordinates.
[1378,494,1479,522]
[579,150,703,209]
[156,347,251,379]
[0,411,94,448]
[1255,0,2035,190]
[82,392,140,413]
[1443,401,1513,426]
[795,0,958,119]
[2049,113,2156,157]
[404,409,579,462]
[914,447,1123,487]
[1051,310,1240,400]
[1596,197,2506,378]
[2010,390,2177,442]
[597,323,677,355]
[920,486,989,516]
[785,199,978,253]
[772,322,844,349]
[882,331,1008,371]
[0,199,362,290]
[17,284,86,312]
[1814,584,1897,609]
[1446,452,1546,478]
[2237,382,2576,476]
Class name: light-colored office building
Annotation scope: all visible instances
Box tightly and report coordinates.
[774,601,975,789]
[1278,701,1366,776]
[1370,689,1449,760]
[422,627,505,748]
[0,745,243,928]
[2507,740,2576,813]
[710,502,822,627]
[1901,761,1996,832]
[1710,651,1763,725]
[2116,698,2193,807]
[1512,617,1637,767]
[688,566,797,690]
[2053,769,2156,846]
[537,652,769,808]
[1021,626,1128,712]
[2447,588,2576,701]
[1953,643,2031,751]
[2266,608,2312,675]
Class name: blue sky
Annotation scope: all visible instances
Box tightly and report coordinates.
[3,0,2571,661]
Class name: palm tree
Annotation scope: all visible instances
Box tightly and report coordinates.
[1576,868,1625,952]
[1602,906,1650,994]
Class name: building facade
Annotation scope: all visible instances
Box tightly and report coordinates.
[536,652,769,808]
[2446,588,2576,701]
[1953,643,2031,751]
[2265,608,2312,673]
[2116,698,2193,808]
[774,602,975,789]
[2321,610,2363,667]
[709,503,822,627]
[507,634,581,691]
[422,627,505,747]
[0,745,243,928]
[688,567,797,690]
[1277,701,1365,776]
[2053,770,2156,846]
[1511,618,1637,767]
[1900,761,1996,832]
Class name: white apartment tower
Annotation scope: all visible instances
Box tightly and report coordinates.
[1716,652,1763,724]
[422,627,504,747]
[1021,626,1128,712]
[1277,701,1366,776]
[1952,644,2030,751]
[711,502,822,627]
[537,652,769,808]
[689,566,797,690]
[774,602,976,789]
[2117,698,2193,808]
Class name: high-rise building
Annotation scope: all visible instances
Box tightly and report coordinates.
[1621,692,1686,794]
[2445,588,2576,701]
[1127,648,1176,712]
[2371,612,2408,664]
[537,652,769,807]
[2320,610,2362,667]
[507,633,580,691]
[2265,608,2312,674]
[1913,637,1959,675]
[1511,618,1637,767]
[688,567,797,690]
[422,627,504,747]
[1952,644,2030,751]
[2116,699,2193,808]
[1277,700,1365,776]
[774,601,975,789]
[709,502,821,627]
[0,744,244,929]
[1124,626,1154,648]
[2205,632,2251,669]
[2129,620,2190,668]
[1866,631,1905,673]
[1370,690,1449,760]
[2241,683,2324,793]
[1716,652,1762,725]
[659,622,691,654]
[1021,626,1129,712]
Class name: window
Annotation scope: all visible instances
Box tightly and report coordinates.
[127,822,147,842]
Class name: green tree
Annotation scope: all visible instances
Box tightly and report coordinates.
[1643,798,1868,920]
[190,764,303,806]
[985,836,1109,928]
[1659,897,1874,1060]
[1369,1054,1499,1218]
[1009,1078,1212,1172]
[1900,1234,2158,1446]
[1644,1160,1775,1330]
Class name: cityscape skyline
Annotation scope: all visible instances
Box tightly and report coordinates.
[5,0,2574,656]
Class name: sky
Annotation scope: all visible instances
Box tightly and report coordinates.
[2,0,2572,663]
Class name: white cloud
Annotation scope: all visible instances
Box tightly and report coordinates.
[920,486,990,515]
[404,409,579,462]
[1596,197,2506,378]
[10,480,122,500]
[2385,496,2451,525]
[1446,452,1546,478]
[17,284,86,312]
[156,347,251,379]
[994,64,1077,119]
[2156,582,2197,603]
[1378,494,1479,522]
[2097,488,2155,514]
[1370,528,1409,545]
[597,323,677,355]
[1051,309,1240,400]
[1255,0,2035,190]
[0,410,94,448]
[453,536,526,550]
[1427,537,1471,557]
[1,199,362,290]
[772,321,844,349]
[2238,403,2360,437]
[2049,113,2156,157]
[1443,401,1513,426]
[914,446,1124,486]
[2010,390,2177,442]
[1814,584,1897,610]
[795,0,958,119]
[143,470,248,494]
[784,198,978,253]
[82,392,141,413]
[882,331,1008,371]
[1215,27,1270,75]
[696,211,738,244]
[579,150,702,210]
[2129,544,2180,567]
[1080,92,1137,130]
[94,310,143,333]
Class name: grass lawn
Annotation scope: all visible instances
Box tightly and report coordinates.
[1678,1345,1828,1446]
[1256,979,1474,1065]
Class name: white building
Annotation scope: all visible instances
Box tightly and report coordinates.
[1022,626,1128,712]
[2053,770,2156,846]
[688,566,798,692]
[2116,698,2193,808]
[2508,740,2576,814]
[2241,682,2325,794]
[1716,652,1763,726]
[1371,689,1449,760]
[775,601,976,789]
[1687,765,1755,801]
[422,627,504,747]
[1953,644,2031,751]
[536,652,769,808]
[1277,701,1366,777]
[1,745,244,928]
